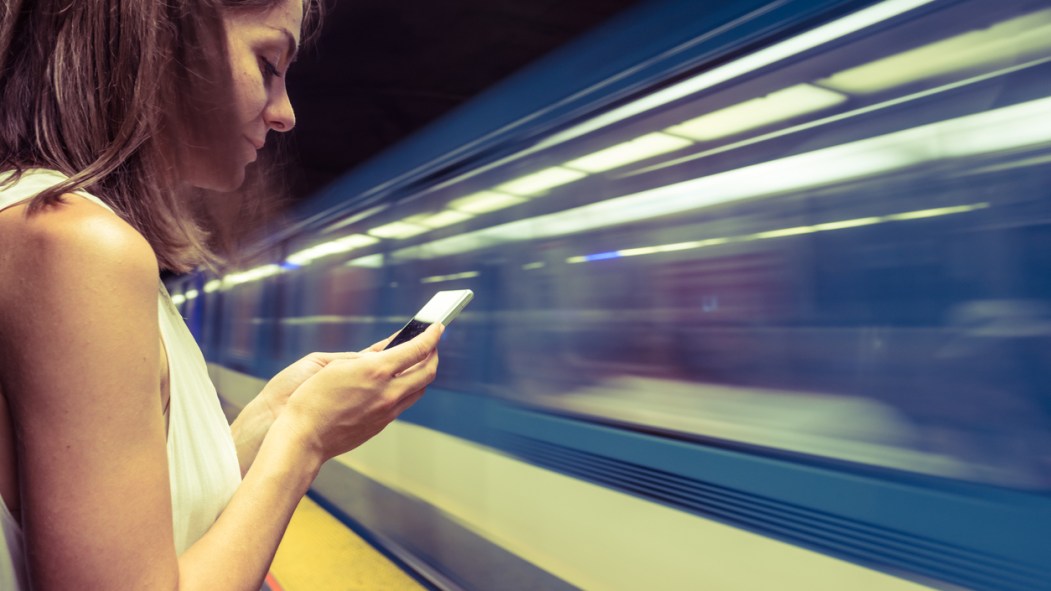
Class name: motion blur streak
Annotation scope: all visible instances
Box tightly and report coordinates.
[173,0,1051,588]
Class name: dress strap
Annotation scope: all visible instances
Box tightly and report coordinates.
[0,169,115,214]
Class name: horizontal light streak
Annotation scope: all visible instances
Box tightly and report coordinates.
[390,95,1050,263]
[565,203,988,263]
[346,254,384,268]
[408,210,475,228]
[667,84,846,141]
[287,233,380,265]
[820,8,1051,94]
[495,167,587,196]
[449,191,526,214]
[564,133,693,173]
[420,271,480,284]
[223,264,281,287]
[534,0,937,149]
[204,280,222,293]
[521,261,546,270]
[367,221,430,239]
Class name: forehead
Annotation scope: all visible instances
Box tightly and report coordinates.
[227,0,305,45]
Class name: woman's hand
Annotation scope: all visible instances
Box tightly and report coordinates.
[272,323,443,462]
[233,331,408,474]
[258,330,405,418]
[258,351,359,421]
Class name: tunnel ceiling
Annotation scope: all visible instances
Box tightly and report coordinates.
[282,0,639,204]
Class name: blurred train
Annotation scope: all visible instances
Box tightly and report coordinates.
[167,0,1051,588]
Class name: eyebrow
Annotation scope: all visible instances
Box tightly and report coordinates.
[268,26,300,64]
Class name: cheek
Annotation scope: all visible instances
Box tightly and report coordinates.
[230,58,268,123]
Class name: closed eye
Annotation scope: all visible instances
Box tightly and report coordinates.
[260,57,282,81]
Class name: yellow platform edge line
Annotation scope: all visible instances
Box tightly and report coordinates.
[270,495,425,591]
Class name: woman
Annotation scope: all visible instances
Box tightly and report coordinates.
[0,1,442,589]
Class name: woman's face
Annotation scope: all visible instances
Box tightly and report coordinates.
[189,0,303,190]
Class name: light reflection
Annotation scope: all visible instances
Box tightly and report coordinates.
[564,133,693,173]
[222,264,281,287]
[346,254,384,268]
[287,233,379,265]
[421,271,480,284]
[406,210,475,229]
[532,0,937,149]
[566,203,989,263]
[367,221,430,240]
[666,84,846,141]
[820,8,1051,94]
[449,191,525,214]
[391,95,1051,263]
[496,166,587,196]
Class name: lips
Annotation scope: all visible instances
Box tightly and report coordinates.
[246,136,265,150]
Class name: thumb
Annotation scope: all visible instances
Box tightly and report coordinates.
[376,323,443,374]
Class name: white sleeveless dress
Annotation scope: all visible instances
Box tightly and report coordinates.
[0,169,242,590]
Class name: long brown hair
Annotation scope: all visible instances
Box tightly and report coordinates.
[0,0,321,273]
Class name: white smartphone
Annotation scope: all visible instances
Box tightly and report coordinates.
[384,289,474,350]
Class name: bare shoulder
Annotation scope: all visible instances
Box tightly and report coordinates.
[0,193,160,378]
[0,193,158,309]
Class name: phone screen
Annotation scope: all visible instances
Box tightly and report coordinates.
[383,290,473,350]
[384,318,431,350]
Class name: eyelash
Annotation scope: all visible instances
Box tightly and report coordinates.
[260,57,282,81]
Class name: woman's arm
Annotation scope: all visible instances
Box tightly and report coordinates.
[230,353,342,477]
[3,198,439,590]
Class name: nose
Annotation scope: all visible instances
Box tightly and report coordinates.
[264,85,296,133]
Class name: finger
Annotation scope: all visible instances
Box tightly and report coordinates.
[392,386,428,418]
[391,348,439,392]
[376,323,443,375]
[311,351,363,364]
[362,334,394,354]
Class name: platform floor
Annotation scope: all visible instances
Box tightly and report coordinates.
[270,496,425,591]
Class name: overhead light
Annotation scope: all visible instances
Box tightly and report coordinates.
[223,264,281,287]
[405,210,475,228]
[346,254,384,268]
[495,167,587,196]
[367,221,430,239]
[184,289,199,300]
[287,233,379,265]
[171,294,186,305]
[203,279,222,293]
[449,191,525,214]
[390,95,1050,263]
[666,84,847,141]
[522,261,545,270]
[564,133,693,173]
[820,9,1051,94]
[534,0,937,149]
